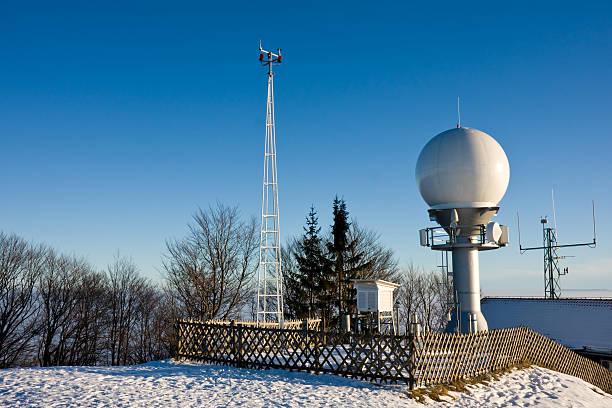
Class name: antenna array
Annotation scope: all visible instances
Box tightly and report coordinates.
[518,197,596,299]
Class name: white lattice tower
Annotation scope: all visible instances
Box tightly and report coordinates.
[256,44,284,326]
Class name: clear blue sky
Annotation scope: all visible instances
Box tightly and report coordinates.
[1,1,610,294]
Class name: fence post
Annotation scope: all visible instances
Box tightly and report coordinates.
[237,323,244,368]
[408,332,416,390]
[315,318,325,374]
[231,320,236,366]
[302,319,308,349]
[175,320,181,361]
[322,316,327,346]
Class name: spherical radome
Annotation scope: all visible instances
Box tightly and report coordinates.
[415,127,510,209]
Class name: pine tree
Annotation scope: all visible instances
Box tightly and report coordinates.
[327,197,373,323]
[328,197,349,317]
[282,240,306,320]
[287,199,397,329]
[286,206,334,322]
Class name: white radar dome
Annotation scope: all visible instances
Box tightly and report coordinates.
[415,127,510,209]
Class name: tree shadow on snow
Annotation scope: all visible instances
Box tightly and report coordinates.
[63,360,379,390]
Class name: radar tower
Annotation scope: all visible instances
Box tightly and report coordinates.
[417,127,511,333]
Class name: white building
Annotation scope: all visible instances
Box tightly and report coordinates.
[481,297,612,370]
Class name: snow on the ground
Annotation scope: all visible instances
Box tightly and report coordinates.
[0,360,609,407]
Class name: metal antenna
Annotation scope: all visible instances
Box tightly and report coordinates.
[517,211,522,249]
[457,96,461,128]
[519,198,597,299]
[592,200,597,244]
[256,43,284,327]
[552,188,558,242]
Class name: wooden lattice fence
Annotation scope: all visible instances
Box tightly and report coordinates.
[175,320,612,394]
[200,319,321,331]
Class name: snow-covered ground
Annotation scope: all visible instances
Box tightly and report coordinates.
[0,360,609,407]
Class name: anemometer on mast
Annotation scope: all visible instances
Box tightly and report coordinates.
[517,191,597,299]
[259,42,282,76]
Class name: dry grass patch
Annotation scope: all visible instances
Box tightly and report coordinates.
[407,360,533,404]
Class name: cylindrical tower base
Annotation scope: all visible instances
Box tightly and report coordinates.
[445,247,488,333]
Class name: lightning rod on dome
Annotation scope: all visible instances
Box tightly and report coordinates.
[457,96,461,128]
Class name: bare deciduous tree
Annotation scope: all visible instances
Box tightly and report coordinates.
[130,284,170,364]
[69,270,108,365]
[1,231,175,368]
[346,221,400,282]
[397,263,421,334]
[342,221,401,317]
[38,251,92,366]
[107,255,149,366]
[0,233,45,368]
[163,203,258,321]
[397,264,452,334]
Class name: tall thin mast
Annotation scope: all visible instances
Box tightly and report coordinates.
[256,43,284,326]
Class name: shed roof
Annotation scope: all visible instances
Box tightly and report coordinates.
[350,279,400,289]
[481,297,612,354]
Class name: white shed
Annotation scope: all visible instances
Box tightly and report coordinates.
[351,279,399,313]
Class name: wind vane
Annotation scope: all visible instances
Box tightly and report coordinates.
[259,41,282,76]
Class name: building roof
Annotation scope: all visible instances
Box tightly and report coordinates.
[481,297,612,354]
[350,279,400,289]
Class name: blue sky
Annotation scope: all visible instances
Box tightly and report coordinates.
[1,2,610,294]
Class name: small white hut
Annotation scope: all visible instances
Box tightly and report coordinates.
[351,279,399,334]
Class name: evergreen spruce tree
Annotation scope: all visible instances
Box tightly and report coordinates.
[288,199,395,329]
[282,241,306,320]
[327,197,372,324]
[287,206,334,322]
[328,197,350,318]
[294,207,321,319]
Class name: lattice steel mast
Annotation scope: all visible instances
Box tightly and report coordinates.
[518,201,597,299]
[256,43,284,326]
[541,218,566,298]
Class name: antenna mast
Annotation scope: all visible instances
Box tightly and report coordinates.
[518,199,596,299]
[256,43,284,326]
